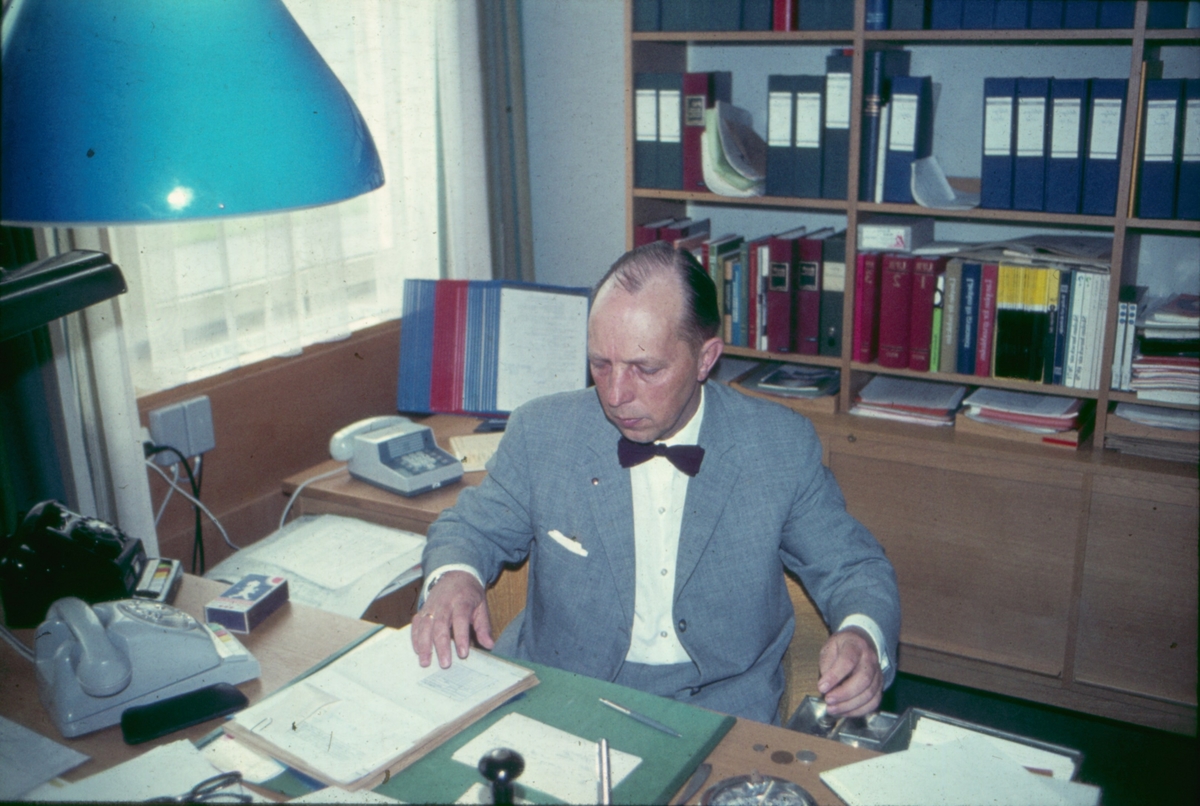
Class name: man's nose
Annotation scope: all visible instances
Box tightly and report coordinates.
[604,367,634,407]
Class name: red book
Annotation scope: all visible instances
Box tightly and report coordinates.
[683,72,731,192]
[429,280,469,413]
[909,256,948,371]
[660,217,710,243]
[794,229,835,354]
[852,251,883,363]
[634,216,676,247]
[765,226,806,352]
[773,0,798,30]
[975,262,999,377]
[877,253,916,368]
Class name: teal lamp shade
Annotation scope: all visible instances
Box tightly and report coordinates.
[1,0,385,226]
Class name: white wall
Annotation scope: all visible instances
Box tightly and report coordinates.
[520,0,627,289]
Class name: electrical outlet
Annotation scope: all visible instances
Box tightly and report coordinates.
[148,395,215,465]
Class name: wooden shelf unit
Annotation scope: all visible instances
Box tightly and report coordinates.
[625,0,1197,735]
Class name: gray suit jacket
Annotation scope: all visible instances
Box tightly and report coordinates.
[423,382,900,720]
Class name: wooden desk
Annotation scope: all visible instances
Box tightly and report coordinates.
[0,576,374,783]
[0,577,871,804]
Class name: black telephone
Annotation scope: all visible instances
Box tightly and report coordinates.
[0,500,147,628]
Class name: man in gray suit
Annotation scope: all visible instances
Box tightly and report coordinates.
[412,241,899,724]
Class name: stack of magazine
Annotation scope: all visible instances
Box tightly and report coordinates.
[1104,403,1199,464]
[849,376,966,426]
[955,388,1092,450]
[734,362,840,415]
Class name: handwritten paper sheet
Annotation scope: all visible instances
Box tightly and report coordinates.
[496,288,588,412]
[452,713,641,804]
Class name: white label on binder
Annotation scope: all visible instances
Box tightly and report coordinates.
[1016,96,1046,156]
[658,89,681,143]
[1088,98,1122,159]
[1050,98,1082,159]
[794,92,822,148]
[1143,99,1177,161]
[825,73,851,129]
[889,93,918,151]
[768,91,793,146]
[984,96,1013,156]
[635,89,657,141]
[1184,99,1200,161]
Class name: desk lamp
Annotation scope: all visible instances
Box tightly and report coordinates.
[1,0,385,549]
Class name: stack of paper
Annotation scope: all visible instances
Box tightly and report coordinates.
[224,626,538,792]
[205,515,426,619]
[850,376,966,426]
[1105,403,1200,463]
[740,363,840,398]
[955,388,1091,449]
[820,733,1100,806]
[1132,294,1199,406]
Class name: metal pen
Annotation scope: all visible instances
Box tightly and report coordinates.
[598,737,612,805]
[599,697,683,738]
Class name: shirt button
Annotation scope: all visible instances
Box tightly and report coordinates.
[660,568,668,576]
[677,619,687,633]
[657,506,666,515]
[660,630,668,638]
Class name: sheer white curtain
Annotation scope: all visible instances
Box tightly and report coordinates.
[109,0,492,395]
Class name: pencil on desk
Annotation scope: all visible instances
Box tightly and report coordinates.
[599,697,682,738]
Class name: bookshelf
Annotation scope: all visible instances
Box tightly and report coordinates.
[625,0,1197,734]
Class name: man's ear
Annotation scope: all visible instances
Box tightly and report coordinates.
[696,336,724,381]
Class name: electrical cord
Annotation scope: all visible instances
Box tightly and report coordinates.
[154,463,181,525]
[0,622,34,662]
[145,444,205,573]
[279,465,349,530]
[145,460,239,553]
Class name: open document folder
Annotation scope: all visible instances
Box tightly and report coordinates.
[224,626,538,791]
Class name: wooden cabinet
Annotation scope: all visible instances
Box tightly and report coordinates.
[625,1,1197,734]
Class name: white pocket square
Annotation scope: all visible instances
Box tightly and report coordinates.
[547,529,588,557]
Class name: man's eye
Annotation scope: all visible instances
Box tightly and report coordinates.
[638,365,660,376]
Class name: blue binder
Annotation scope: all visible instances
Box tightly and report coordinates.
[1081,78,1127,216]
[1147,1,1189,28]
[1029,0,1063,28]
[994,0,1030,28]
[793,75,826,199]
[1064,0,1098,27]
[956,262,982,375]
[634,73,659,188]
[1137,79,1185,220]
[658,72,684,190]
[981,77,1017,209]
[397,279,437,414]
[930,0,964,28]
[822,49,854,199]
[1097,0,1135,28]
[1013,77,1051,211]
[632,0,661,31]
[741,0,774,30]
[883,75,934,204]
[1177,79,1200,221]
[1045,78,1089,214]
[766,74,797,197]
[963,0,996,28]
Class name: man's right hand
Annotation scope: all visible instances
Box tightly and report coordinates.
[411,570,494,668]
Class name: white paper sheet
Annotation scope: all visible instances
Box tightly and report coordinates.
[452,713,641,805]
[496,288,589,412]
[202,732,286,784]
[910,716,1077,780]
[206,515,425,618]
[912,155,980,210]
[0,716,89,800]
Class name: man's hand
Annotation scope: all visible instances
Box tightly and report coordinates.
[817,627,883,717]
[411,570,494,668]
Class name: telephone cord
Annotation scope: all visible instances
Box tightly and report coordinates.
[145,459,239,552]
[278,465,349,530]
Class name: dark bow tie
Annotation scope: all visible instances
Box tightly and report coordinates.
[617,437,705,477]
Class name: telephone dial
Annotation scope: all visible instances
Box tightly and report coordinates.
[329,415,463,496]
[35,597,260,738]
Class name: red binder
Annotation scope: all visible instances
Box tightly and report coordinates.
[852,251,883,363]
[765,226,807,352]
[683,72,731,192]
[878,253,916,368]
[429,280,469,413]
[794,229,835,355]
[909,256,948,371]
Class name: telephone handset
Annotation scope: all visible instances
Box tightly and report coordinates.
[329,415,463,496]
[36,597,260,738]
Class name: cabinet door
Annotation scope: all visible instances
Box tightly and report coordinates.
[830,445,1083,676]
[1075,476,1199,705]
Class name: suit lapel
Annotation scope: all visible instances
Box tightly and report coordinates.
[580,404,637,627]
[675,384,740,596]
